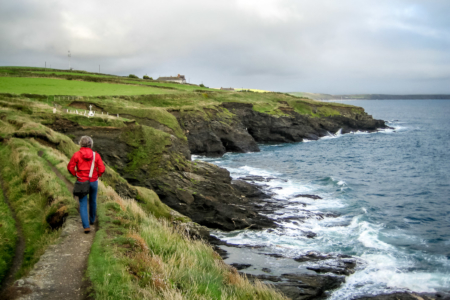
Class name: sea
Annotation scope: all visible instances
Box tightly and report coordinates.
[195,100,450,298]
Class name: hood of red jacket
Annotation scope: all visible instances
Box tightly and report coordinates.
[80,147,93,161]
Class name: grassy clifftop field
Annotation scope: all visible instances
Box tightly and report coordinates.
[0,66,360,118]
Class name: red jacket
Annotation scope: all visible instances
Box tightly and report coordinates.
[67,147,105,182]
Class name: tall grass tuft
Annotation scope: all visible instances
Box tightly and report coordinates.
[88,179,287,300]
[0,138,77,277]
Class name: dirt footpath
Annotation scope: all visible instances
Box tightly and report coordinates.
[5,153,97,300]
[10,216,96,300]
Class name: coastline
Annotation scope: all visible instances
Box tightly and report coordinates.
[196,129,450,300]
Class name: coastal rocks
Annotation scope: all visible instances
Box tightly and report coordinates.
[247,272,345,300]
[172,102,387,156]
[354,292,450,300]
[170,108,259,156]
[223,102,386,145]
[148,161,276,231]
[293,194,323,200]
[50,116,274,231]
[213,241,362,300]
[230,263,252,270]
[231,180,268,198]
[293,251,362,276]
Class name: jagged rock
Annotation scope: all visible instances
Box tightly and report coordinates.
[246,272,345,300]
[354,292,449,300]
[221,102,386,146]
[293,194,323,200]
[294,251,361,276]
[170,108,259,156]
[230,263,252,270]
[231,180,268,198]
[294,251,352,262]
[149,161,276,231]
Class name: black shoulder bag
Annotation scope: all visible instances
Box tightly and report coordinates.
[73,152,96,198]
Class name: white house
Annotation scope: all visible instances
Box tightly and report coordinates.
[157,74,186,84]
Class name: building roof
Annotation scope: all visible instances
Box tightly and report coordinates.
[157,74,186,81]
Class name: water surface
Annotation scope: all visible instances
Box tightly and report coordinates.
[197,100,450,298]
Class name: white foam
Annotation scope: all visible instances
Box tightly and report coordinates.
[353,130,370,135]
[197,146,450,297]
[357,222,393,250]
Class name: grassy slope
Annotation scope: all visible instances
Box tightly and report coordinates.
[0,97,286,299]
[88,185,286,300]
[0,77,179,96]
[0,184,17,283]
[0,66,358,118]
[0,139,73,278]
[0,66,369,298]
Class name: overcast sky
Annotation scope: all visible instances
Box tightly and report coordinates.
[1,0,449,94]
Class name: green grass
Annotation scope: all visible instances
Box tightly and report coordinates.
[29,71,113,78]
[88,188,287,300]
[0,184,17,283]
[0,139,76,278]
[120,125,172,178]
[0,77,179,96]
[126,80,219,92]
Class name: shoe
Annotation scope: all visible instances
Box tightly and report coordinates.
[90,221,95,225]
[84,228,90,234]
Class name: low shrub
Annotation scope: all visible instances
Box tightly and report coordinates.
[143,75,152,80]
[129,74,139,79]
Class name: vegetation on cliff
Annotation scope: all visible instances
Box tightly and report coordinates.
[0,79,287,298]
[0,184,16,283]
[0,66,386,298]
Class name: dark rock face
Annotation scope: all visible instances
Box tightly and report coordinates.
[230,263,252,270]
[223,102,386,144]
[231,180,268,198]
[170,109,259,157]
[173,102,387,156]
[146,161,276,231]
[293,194,323,200]
[50,117,274,231]
[50,101,386,234]
[354,292,449,300]
[247,273,345,300]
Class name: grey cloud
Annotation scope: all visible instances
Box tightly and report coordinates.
[0,0,449,94]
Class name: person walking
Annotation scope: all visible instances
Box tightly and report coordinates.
[67,136,105,233]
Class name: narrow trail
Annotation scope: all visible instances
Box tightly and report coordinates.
[5,152,97,300]
[0,172,26,295]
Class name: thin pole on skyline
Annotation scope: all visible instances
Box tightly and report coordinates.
[68,50,71,70]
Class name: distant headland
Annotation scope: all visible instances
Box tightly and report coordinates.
[290,92,450,100]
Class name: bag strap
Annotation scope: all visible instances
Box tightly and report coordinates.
[89,152,96,179]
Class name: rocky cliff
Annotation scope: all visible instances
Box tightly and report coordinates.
[48,98,386,232]
[173,102,387,156]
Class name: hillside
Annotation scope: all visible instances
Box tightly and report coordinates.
[0,67,387,299]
